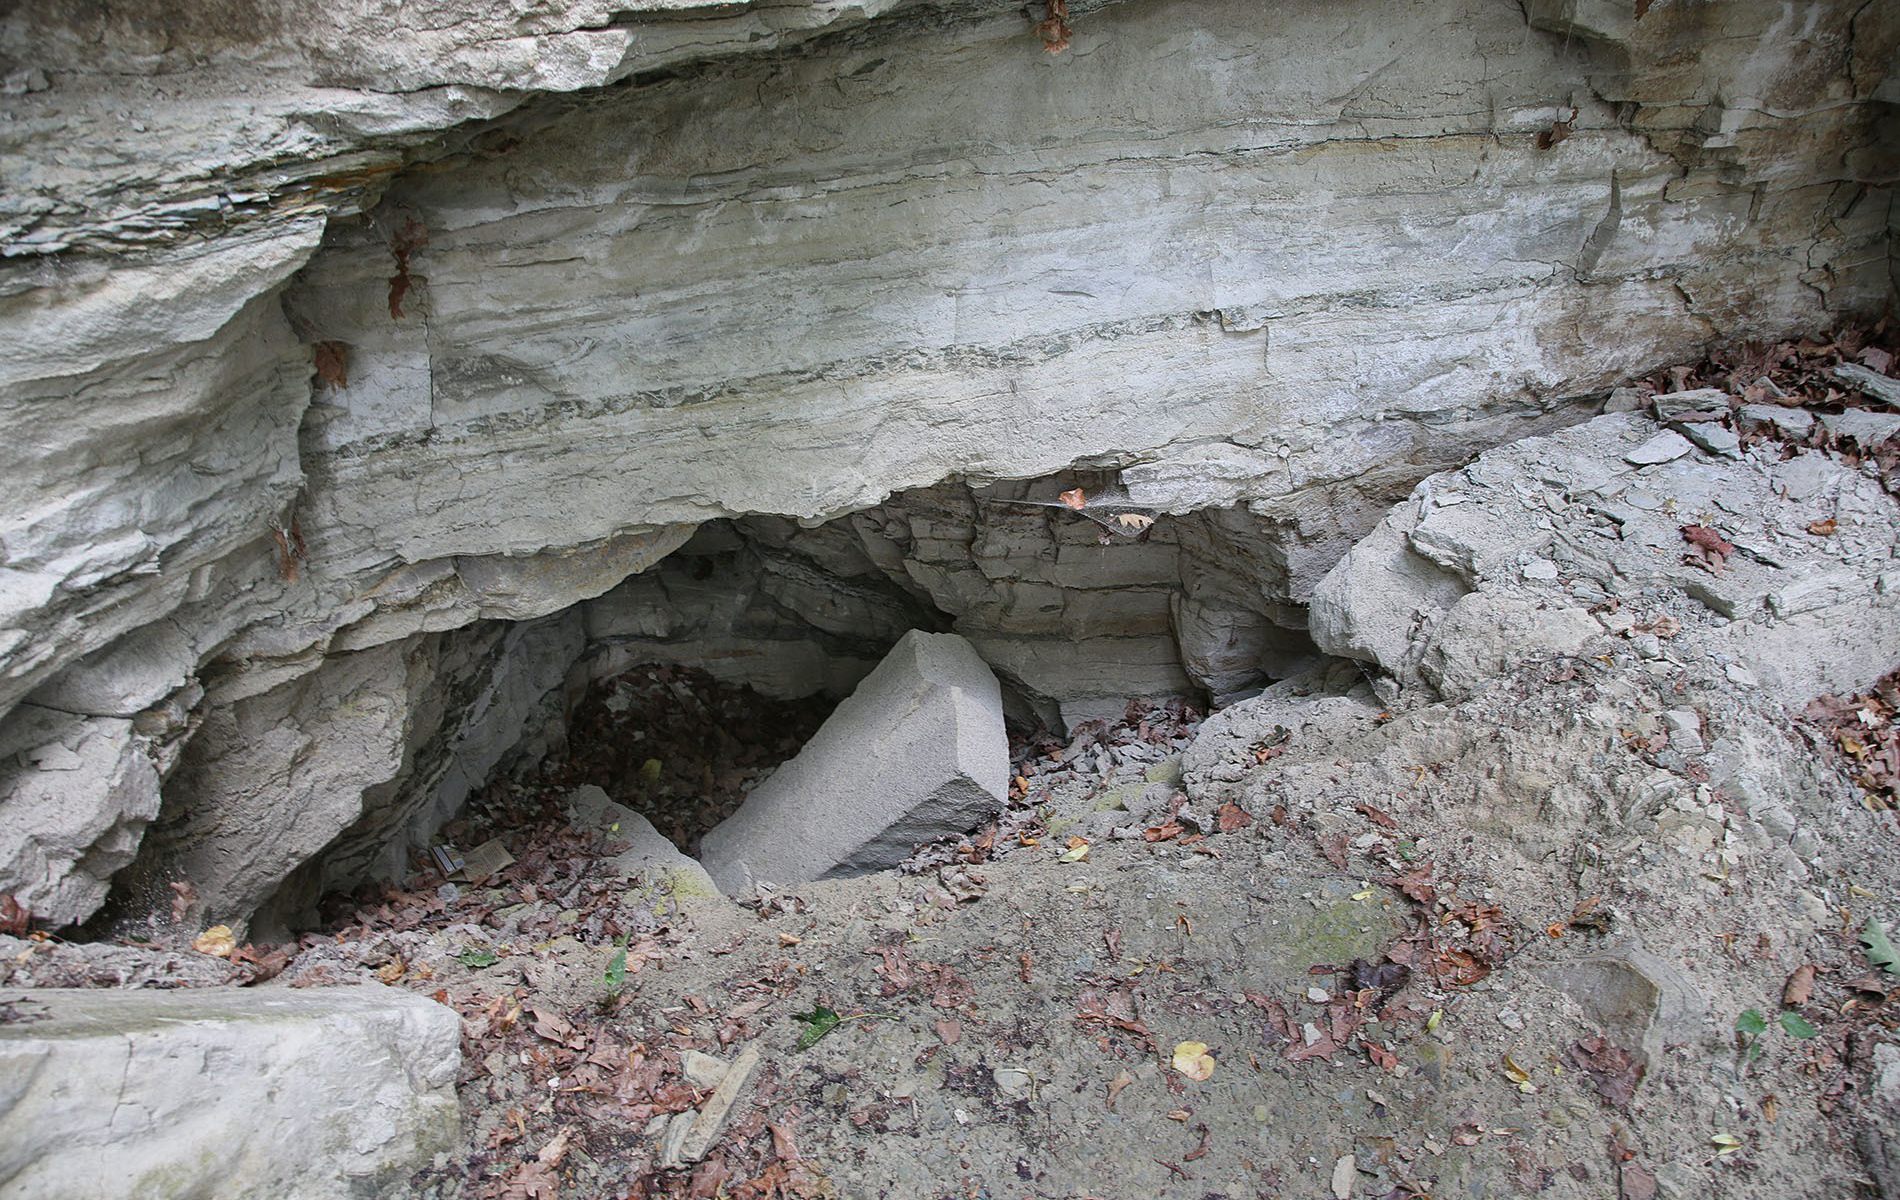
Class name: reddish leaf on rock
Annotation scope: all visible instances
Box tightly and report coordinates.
[1392,866,1438,905]
[1320,832,1349,870]
[1216,803,1254,833]
[168,880,198,924]
[1143,821,1183,843]
[313,341,349,389]
[1619,1159,1659,1200]
[1285,1032,1337,1063]
[1568,1036,1645,1110]
[0,894,28,937]
[1059,487,1087,510]
[1680,524,1735,567]
[1183,1123,1212,1161]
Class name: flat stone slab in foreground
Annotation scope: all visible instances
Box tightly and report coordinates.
[700,631,1007,893]
[0,984,460,1200]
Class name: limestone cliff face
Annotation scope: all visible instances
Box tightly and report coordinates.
[0,0,1893,930]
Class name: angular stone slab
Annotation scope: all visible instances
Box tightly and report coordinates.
[0,984,460,1200]
[699,631,1007,893]
[566,784,725,904]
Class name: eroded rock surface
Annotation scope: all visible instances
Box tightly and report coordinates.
[0,984,459,1200]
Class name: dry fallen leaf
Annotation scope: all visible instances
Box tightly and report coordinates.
[1216,802,1253,833]
[1113,512,1155,531]
[1058,836,1090,863]
[933,1018,962,1045]
[192,925,236,958]
[1806,518,1838,536]
[1783,963,1816,1007]
[1106,1068,1134,1109]
[1058,487,1087,510]
[1171,1040,1216,1081]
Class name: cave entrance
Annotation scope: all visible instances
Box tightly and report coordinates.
[439,470,1323,887]
[227,470,1329,934]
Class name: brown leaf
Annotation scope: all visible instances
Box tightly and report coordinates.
[1034,0,1072,53]
[1183,1123,1212,1162]
[1106,1069,1134,1109]
[1285,1032,1337,1063]
[1355,802,1399,830]
[1216,802,1254,833]
[1806,518,1837,536]
[1535,108,1577,150]
[313,341,350,389]
[1143,821,1183,843]
[1058,487,1087,510]
[1320,832,1349,870]
[1392,866,1438,905]
[0,894,28,937]
[769,1121,800,1161]
[933,1018,962,1045]
[1783,964,1816,1008]
[1567,1035,1645,1110]
[1681,524,1735,564]
[1619,1159,1659,1200]
[167,880,197,924]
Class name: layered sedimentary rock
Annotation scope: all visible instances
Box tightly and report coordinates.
[0,0,1893,928]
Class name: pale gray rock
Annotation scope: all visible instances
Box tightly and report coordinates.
[1835,362,1900,408]
[661,1043,761,1169]
[0,985,459,1200]
[1737,403,1816,439]
[565,784,722,902]
[0,710,160,927]
[1818,408,1900,446]
[1418,594,1598,699]
[1675,421,1741,458]
[1310,413,1900,705]
[699,632,1007,893]
[1651,388,1730,422]
[1624,430,1693,465]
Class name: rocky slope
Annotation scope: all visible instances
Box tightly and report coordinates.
[1,0,1896,938]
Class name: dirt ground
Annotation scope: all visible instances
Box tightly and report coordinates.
[255,633,1898,1200]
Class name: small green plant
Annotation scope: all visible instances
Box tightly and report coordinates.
[1735,1006,1818,1067]
[603,944,629,995]
[457,947,499,969]
[793,1005,842,1050]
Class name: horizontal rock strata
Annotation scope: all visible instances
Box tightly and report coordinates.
[0,0,1893,928]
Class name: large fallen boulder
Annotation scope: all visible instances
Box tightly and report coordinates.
[1310,411,1900,705]
[0,984,460,1200]
[699,631,1007,893]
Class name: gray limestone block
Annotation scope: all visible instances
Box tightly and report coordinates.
[698,631,1007,893]
[0,984,460,1200]
[0,710,160,927]
[565,784,724,903]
